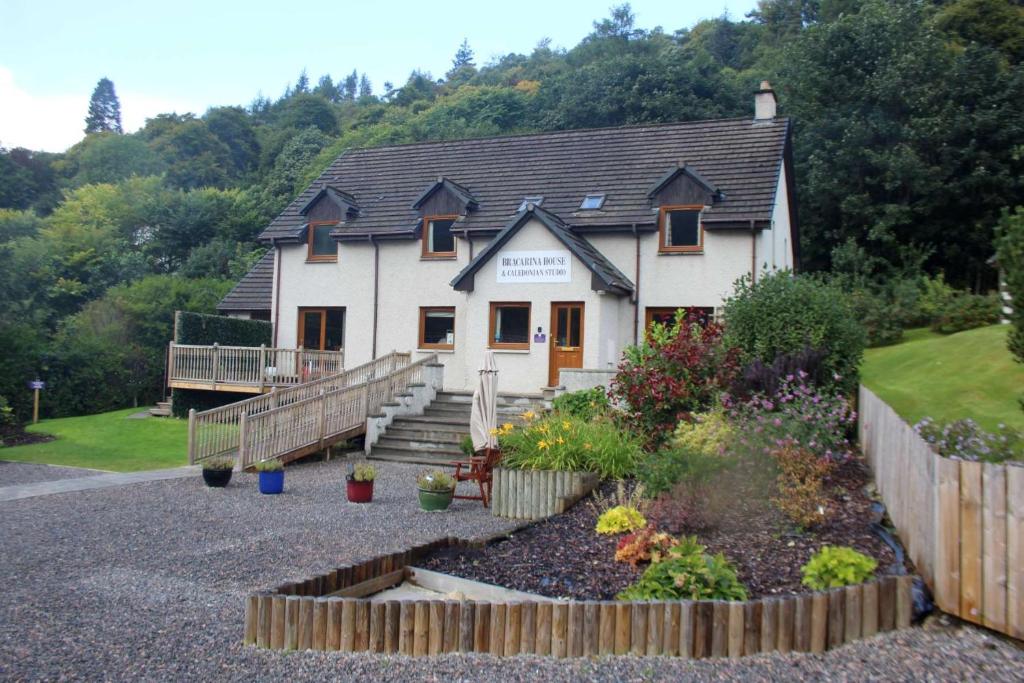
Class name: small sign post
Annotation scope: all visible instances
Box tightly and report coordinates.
[27,379,45,424]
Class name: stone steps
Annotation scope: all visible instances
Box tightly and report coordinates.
[149,401,172,417]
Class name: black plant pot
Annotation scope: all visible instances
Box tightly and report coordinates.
[202,468,233,487]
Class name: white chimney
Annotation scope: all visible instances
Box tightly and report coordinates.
[755,80,777,121]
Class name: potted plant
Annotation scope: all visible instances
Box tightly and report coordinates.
[346,463,376,503]
[255,459,285,494]
[417,470,456,511]
[201,456,234,488]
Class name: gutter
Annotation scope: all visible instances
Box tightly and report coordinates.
[750,219,757,284]
[370,235,380,359]
[632,224,640,346]
[272,239,281,347]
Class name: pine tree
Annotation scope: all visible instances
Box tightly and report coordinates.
[358,74,373,99]
[342,70,358,101]
[84,77,123,134]
[451,39,475,70]
[295,69,310,93]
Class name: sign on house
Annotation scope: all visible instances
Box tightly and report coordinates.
[496,250,571,284]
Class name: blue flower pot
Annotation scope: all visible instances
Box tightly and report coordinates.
[259,470,284,495]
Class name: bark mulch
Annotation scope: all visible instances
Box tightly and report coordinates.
[0,424,54,447]
[420,457,905,601]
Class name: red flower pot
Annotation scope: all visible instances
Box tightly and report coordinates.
[347,479,374,503]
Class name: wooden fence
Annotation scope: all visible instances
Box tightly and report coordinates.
[491,469,600,520]
[243,537,913,657]
[859,386,1024,639]
[169,342,345,390]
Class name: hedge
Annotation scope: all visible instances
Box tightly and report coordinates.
[174,311,272,347]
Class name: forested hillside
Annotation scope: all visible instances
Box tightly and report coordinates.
[1,0,1021,421]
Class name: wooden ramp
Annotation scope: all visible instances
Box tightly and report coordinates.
[188,352,437,469]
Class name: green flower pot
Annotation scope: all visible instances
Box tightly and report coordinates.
[418,487,455,511]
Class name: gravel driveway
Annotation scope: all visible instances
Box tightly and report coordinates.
[0,458,1020,682]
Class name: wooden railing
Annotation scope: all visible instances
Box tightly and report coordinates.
[237,354,436,469]
[859,386,1024,640]
[169,343,345,389]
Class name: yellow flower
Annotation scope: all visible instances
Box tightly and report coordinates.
[522,410,536,421]
[562,420,571,429]
[537,439,549,450]
[489,427,499,436]
[501,422,514,434]
[556,436,565,445]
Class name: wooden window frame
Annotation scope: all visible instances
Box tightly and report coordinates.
[657,204,704,254]
[644,306,714,330]
[306,221,338,262]
[418,306,455,350]
[421,214,459,259]
[297,307,345,350]
[488,302,531,350]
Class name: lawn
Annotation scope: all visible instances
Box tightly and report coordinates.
[861,324,1024,432]
[0,408,188,472]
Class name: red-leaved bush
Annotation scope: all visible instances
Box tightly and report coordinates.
[610,313,739,448]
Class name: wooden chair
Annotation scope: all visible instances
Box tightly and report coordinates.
[450,447,502,507]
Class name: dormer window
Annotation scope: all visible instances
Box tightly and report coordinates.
[307,221,337,261]
[579,194,605,210]
[658,205,703,253]
[422,215,458,258]
[518,196,544,212]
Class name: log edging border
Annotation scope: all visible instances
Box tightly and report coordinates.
[243,536,915,656]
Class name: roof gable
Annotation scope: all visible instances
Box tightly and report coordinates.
[299,186,359,218]
[450,204,633,296]
[647,164,722,203]
[411,177,479,212]
[218,250,274,312]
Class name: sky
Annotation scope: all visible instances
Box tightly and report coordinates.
[0,0,758,153]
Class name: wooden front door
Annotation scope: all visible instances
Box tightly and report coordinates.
[549,302,584,386]
[297,308,345,350]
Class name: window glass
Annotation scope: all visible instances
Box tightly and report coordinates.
[324,309,345,350]
[311,224,335,257]
[579,194,605,209]
[301,310,322,348]
[491,304,530,346]
[428,218,455,254]
[666,210,700,248]
[421,308,455,347]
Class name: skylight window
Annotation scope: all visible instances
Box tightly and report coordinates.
[518,196,544,212]
[580,193,606,210]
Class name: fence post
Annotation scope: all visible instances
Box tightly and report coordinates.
[212,343,220,388]
[258,344,267,390]
[238,410,248,469]
[298,347,305,384]
[319,388,327,449]
[187,408,196,464]
[168,341,176,384]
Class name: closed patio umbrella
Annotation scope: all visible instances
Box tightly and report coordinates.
[469,350,499,453]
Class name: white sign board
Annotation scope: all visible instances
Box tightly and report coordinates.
[496,250,571,284]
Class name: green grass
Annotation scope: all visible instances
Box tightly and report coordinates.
[862,325,1024,432]
[1,407,188,472]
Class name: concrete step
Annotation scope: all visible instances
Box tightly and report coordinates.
[367,451,465,466]
[368,442,464,459]
[375,436,465,453]
[384,427,467,443]
[392,415,472,428]
[434,391,546,408]
[148,407,172,417]
[422,404,530,417]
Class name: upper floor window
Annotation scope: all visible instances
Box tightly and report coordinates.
[658,205,703,253]
[422,215,457,258]
[579,193,605,210]
[307,221,337,261]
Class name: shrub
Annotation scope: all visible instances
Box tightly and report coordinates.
[995,207,1024,364]
[615,527,680,566]
[848,287,906,347]
[727,375,856,462]
[352,463,376,482]
[611,311,738,448]
[914,417,1022,463]
[645,491,707,535]
[595,505,646,535]
[730,346,828,400]
[916,273,957,325]
[770,443,835,529]
[460,434,475,457]
[174,310,272,346]
[417,470,455,490]
[616,536,747,601]
[254,459,283,472]
[637,441,732,499]
[722,271,866,393]
[587,480,648,518]
[552,387,611,421]
[201,456,235,471]
[930,291,1000,334]
[801,546,877,590]
[499,414,641,479]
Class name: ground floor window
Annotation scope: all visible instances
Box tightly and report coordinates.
[644,306,714,330]
[419,307,455,349]
[298,307,345,350]
[489,302,531,349]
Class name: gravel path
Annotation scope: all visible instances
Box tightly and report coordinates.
[1,457,1021,682]
[0,460,106,485]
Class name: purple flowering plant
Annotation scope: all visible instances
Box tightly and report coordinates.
[724,371,857,461]
[914,417,1021,464]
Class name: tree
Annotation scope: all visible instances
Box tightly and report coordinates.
[313,74,339,102]
[204,106,260,177]
[84,77,123,134]
[995,207,1024,364]
[342,70,358,101]
[280,93,339,135]
[591,4,637,39]
[150,117,235,189]
[294,69,310,94]
[65,133,165,186]
[358,74,373,99]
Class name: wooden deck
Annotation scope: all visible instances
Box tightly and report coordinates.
[168,343,344,393]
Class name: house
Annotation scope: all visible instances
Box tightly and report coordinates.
[224,82,796,395]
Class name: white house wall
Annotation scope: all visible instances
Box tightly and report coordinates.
[760,164,793,272]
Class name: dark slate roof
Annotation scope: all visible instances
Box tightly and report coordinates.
[450,204,634,296]
[411,177,478,210]
[300,186,359,216]
[646,163,720,198]
[217,250,274,312]
[259,116,791,242]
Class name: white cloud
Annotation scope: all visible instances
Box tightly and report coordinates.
[0,66,208,153]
